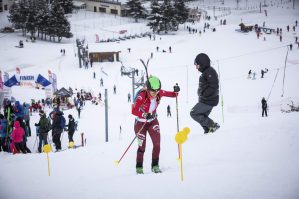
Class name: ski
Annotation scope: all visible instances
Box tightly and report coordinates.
[139,58,149,80]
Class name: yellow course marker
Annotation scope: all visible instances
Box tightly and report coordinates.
[175,127,190,181]
[43,144,52,176]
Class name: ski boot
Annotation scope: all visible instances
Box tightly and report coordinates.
[203,126,209,134]
[151,165,162,173]
[136,167,144,174]
[208,123,220,133]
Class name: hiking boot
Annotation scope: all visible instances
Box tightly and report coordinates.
[208,123,220,133]
[151,165,162,173]
[136,167,144,174]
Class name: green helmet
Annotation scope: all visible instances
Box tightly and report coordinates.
[146,76,161,91]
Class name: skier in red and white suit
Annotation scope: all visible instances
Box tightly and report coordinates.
[132,76,180,174]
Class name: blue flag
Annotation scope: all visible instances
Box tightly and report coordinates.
[4,75,19,87]
[36,74,51,87]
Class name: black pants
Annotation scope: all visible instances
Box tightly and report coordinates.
[52,129,63,150]
[25,120,31,136]
[14,142,27,153]
[262,108,268,117]
[23,141,31,153]
[190,102,215,132]
[68,131,75,142]
[0,137,8,152]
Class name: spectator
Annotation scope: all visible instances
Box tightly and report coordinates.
[261,97,268,117]
[190,53,220,134]
[35,110,50,153]
[11,121,26,153]
[167,105,171,117]
[65,114,76,144]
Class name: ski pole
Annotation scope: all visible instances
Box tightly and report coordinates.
[115,120,147,166]
[217,60,224,123]
[175,95,180,159]
[32,135,38,152]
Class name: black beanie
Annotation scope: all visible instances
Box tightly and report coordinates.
[194,53,210,67]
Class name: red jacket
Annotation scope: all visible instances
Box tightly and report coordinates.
[11,121,25,143]
[132,89,178,118]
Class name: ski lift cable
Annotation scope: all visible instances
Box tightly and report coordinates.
[217,44,290,62]
[267,68,280,102]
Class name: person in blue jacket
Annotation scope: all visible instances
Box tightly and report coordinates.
[23,103,31,136]
[13,101,24,120]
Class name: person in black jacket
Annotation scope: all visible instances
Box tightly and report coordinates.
[51,110,63,151]
[35,110,50,153]
[65,114,76,143]
[261,97,268,117]
[190,53,220,134]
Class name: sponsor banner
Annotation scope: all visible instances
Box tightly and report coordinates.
[4,74,51,88]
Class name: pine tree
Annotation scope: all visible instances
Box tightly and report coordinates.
[58,0,73,14]
[160,0,175,33]
[8,1,29,36]
[49,0,73,42]
[26,0,38,38]
[126,0,145,22]
[147,0,162,33]
[35,0,51,40]
[8,2,22,29]
[174,0,189,28]
[8,0,72,42]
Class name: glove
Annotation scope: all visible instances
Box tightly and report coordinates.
[142,113,154,120]
[173,83,180,92]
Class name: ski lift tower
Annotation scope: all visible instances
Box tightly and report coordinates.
[76,39,83,68]
[121,63,145,97]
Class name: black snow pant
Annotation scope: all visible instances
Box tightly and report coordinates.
[52,129,63,150]
[14,142,27,153]
[262,108,268,117]
[0,137,7,152]
[190,102,215,133]
[68,130,75,142]
[23,141,31,153]
[25,119,31,136]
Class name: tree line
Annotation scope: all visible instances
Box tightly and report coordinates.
[8,0,73,42]
[126,0,189,34]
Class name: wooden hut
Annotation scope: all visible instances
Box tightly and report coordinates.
[89,51,120,62]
